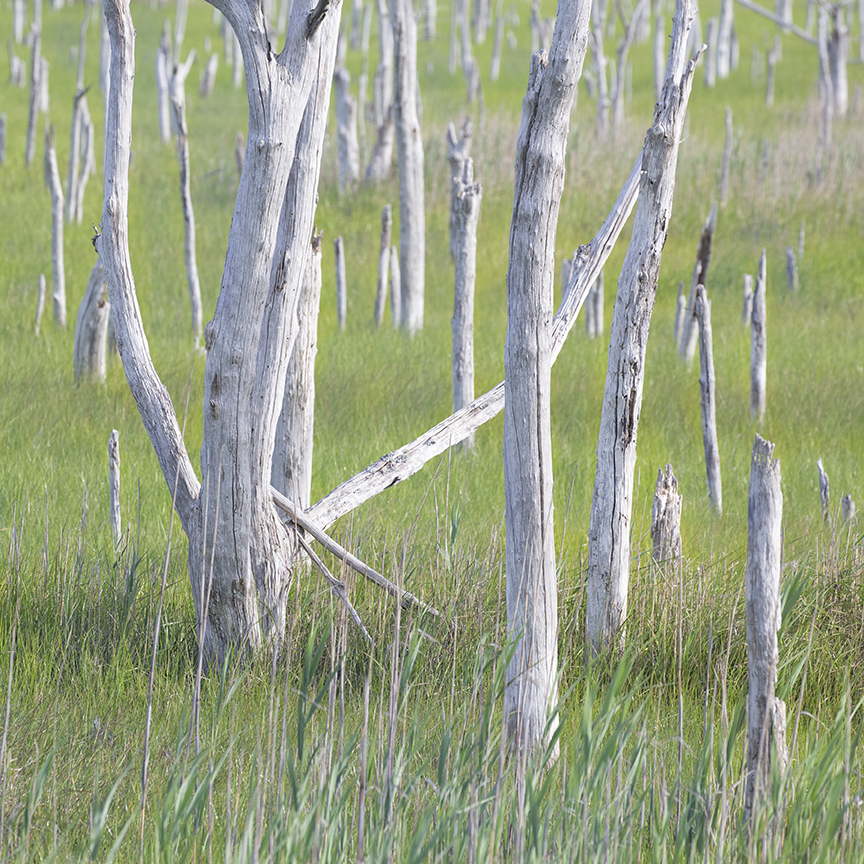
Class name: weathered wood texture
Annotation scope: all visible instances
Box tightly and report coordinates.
[766,35,780,106]
[73,255,110,382]
[817,457,830,520]
[391,0,425,333]
[827,5,848,118]
[374,204,392,326]
[44,126,66,327]
[750,249,767,422]
[451,157,481,451]
[272,235,322,509]
[695,285,722,514]
[679,203,717,363]
[586,0,698,658]
[446,118,472,260]
[704,17,717,87]
[744,434,788,823]
[651,464,682,563]
[108,430,121,544]
[335,235,347,330]
[366,0,394,180]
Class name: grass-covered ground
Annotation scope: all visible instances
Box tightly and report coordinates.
[0,0,863,858]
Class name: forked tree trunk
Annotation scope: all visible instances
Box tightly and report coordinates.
[750,249,767,422]
[817,457,830,520]
[272,234,322,509]
[108,430,122,544]
[503,0,592,753]
[73,255,110,381]
[679,203,717,364]
[170,53,203,344]
[100,0,343,666]
[651,464,681,563]
[391,0,425,333]
[451,158,481,451]
[743,433,787,824]
[586,0,698,659]
[44,126,66,327]
[716,0,733,78]
[374,204,392,326]
[335,235,347,330]
[695,285,721,515]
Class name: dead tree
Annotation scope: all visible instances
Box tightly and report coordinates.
[272,235,322,509]
[335,235,347,330]
[717,0,734,78]
[742,272,753,324]
[841,494,856,523]
[156,31,171,143]
[73,255,110,381]
[170,52,203,344]
[366,0,394,180]
[590,3,610,137]
[446,118,472,260]
[611,0,649,129]
[817,457,830,520]
[451,158,481,450]
[679,203,717,364]
[673,281,686,343]
[704,17,717,87]
[25,31,41,167]
[503,0,591,754]
[389,244,401,327]
[827,4,848,118]
[750,250,767,422]
[490,0,504,81]
[695,285,722,514]
[651,464,682,563]
[200,52,219,96]
[334,66,360,191]
[744,434,788,823]
[13,0,25,43]
[586,0,699,659]
[108,430,122,544]
[719,106,732,205]
[391,0,425,333]
[766,35,780,106]
[374,204,392,326]
[44,126,66,327]
[34,274,46,335]
[785,246,798,292]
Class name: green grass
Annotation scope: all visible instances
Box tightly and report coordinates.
[0,0,863,858]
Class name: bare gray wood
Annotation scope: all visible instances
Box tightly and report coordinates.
[785,246,799,292]
[25,31,41,167]
[717,0,733,77]
[720,106,732,205]
[750,249,767,421]
[679,203,717,364]
[374,204,392,326]
[695,285,722,514]
[389,245,401,328]
[44,125,66,327]
[841,494,856,523]
[334,67,360,191]
[673,280,686,343]
[651,464,682,563]
[156,32,171,143]
[108,430,121,544]
[73,255,110,382]
[742,273,753,325]
[335,235,347,331]
[817,457,830,520]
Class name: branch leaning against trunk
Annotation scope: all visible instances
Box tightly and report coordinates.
[585,0,700,659]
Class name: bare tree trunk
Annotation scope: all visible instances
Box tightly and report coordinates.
[473,0,489,43]
[446,118,472,260]
[774,0,791,28]
[742,273,753,325]
[590,8,610,138]
[451,158,481,451]
[828,7,848,117]
[653,0,665,101]
[612,0,649,129]
[108,430,122,544]
[673,280,686,343]
[66,90,86,221]
[335,235,347,331]
[100,0,342,665]
[73,255,110,381]
[374,204,391,326]
[817,9,833,148]
[365,109,394,180]
[13,0,26,43]
[391,0,425,333]
[695,285,721,514]
[817,457,830,520]
[34,273,46,335]
[490,4,503,81]
[704,17,717,88]
[785,246,798,292]
[200,53,219,96]
[841,494,856,523]
[170,52,203,344]
[334,67,360,191]
[766,36,780,107]
[373,0,393,128]
[592,269,604,336]
[44,125,66,327]
[651,464,681,563]
[716,0,733,78]
[750,249,767,422]
[449,0,459,74]
[389,245,401,328]
[156,32,171,142]
[743,433,787,824]
[586,0,698,659]
[719,105,732,206]
[503,0,592,753]
[679,203,717,364]
[25,31,41,167]
[272,235,322,509]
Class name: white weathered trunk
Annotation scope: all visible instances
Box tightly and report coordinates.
[200,52,219,96]
[446,118,472,260]
[653,4,665,101]
[389,244,401,328]
[272,235,322,509]
[828,8,848,118]
[34,273,46,336]
[374,204,392,326]
[451,158,481,451]
[719,105,732,206]
[365,108,394,180]
[170,53,203,343]
[695,285,722,515]
[13,0,26,43]
[704,17,717,88]
[774,0,791,27]
[817,457,830,520]
[611,0,649,129]
[765,36,779,107]
[25,32,41,167]
[490,8,503,81]
[742,273,753,325]
[44,126,66,327]
[716,0,733,78]
[673,280,686,343]
[730,27,739,70]
[108,430,122,544]
[651,464,681,563]
[100,0,342,666]
[817,10,833,146]
[473,0,489,43]
[66,91,85,222]
[231,30,242,88]
[73,255,110,381]
[750,249,767,422]
[679,203,717,364]
[590,10,609,138]
[156,34,171,142]
[373,0,393,127]
[423,0,436,39]
[785,246,798,292]
[335,235,347,330]
[586,0,698,659]
[391,0,425,334]
[744,434,787,823]
[841,494,856,523]
[38,57,49,114]
[334,67,360,191]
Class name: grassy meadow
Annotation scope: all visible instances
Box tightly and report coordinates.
[1,0,864,858]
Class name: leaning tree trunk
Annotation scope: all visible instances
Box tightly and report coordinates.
[272,234,322,509]
[100,0,343,667]
[73,255,110,382]
[586,0,699,659]
[503,0,592,753]
[391,0,425,334]
[44,125,66,327]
